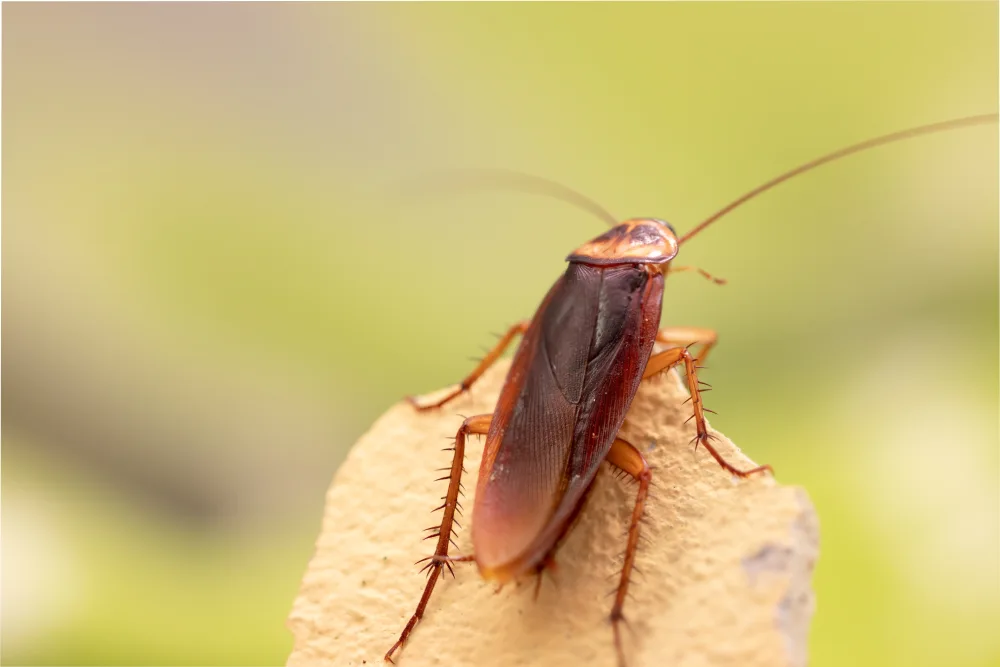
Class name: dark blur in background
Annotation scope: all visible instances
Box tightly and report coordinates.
[2,4,997,666]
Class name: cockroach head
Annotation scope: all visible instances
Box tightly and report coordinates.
[567,218,679,267]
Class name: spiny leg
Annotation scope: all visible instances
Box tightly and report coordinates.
[408,321,529,410]
[384,414,491,663]
[643,346,772,478]
[604,437,653,667]
[654,325,718,365]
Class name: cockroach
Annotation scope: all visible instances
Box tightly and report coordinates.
[384,113,997,666]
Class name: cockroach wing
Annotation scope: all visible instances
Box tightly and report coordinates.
[472,262,663,581]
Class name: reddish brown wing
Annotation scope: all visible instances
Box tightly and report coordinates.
[472,262,663,580]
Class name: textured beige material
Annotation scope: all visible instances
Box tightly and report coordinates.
[287,360,819,667]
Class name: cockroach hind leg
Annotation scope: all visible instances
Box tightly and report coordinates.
[609,607,633,667]
[386,415,491,663]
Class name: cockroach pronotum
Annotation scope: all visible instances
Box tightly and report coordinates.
[384,113,998,666]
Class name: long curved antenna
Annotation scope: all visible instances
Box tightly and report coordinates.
[679,113,999,246]
[404,168,619,228]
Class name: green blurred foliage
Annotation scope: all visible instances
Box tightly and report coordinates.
[2,4,997,667]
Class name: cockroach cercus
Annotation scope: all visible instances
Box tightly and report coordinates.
[385,113,997,666]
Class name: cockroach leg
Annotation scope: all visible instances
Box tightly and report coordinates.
[532,552,558,600]
[414,553,476,572]
[643,347,771,478]
[667,264,727,286]
[654,325,718,365]
[385,414,492,663]
[437,554,476,564]
[407,321,529,410]
[604,437,652,667]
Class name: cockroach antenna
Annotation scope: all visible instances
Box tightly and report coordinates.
[412,114,997,241]
[409,167,619,227]
[678,113,999,245]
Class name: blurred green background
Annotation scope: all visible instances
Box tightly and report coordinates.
[2,3,997,666]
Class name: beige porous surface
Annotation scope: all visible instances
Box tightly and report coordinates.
[287,360,818,667]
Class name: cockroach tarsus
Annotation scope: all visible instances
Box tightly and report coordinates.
[384,113,998,666]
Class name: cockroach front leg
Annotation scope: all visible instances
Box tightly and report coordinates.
[667,264,727,285]
[408,321,529,410]
[385,414,491,663]
[655,325,718,365]
[643,347,771,478]
[604,437,653,667]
